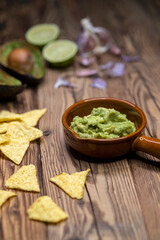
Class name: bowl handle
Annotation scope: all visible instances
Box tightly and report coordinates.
[132,134,160,159]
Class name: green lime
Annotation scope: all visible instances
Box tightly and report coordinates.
[25,23,60,47]
[42,40,78,67]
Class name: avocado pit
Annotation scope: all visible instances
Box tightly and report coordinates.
[0,40,45,85]
[8,48,34,74]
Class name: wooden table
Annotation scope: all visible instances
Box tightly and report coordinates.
[0,0,160,239]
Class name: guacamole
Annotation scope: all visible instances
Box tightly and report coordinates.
[70,107,136,139]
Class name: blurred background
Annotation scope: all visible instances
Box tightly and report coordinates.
[1,0,160,51]
[0,1,160,240]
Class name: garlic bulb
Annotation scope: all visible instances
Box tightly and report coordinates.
[76,18,111,55]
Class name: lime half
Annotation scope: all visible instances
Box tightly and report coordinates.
[42,40,78,67]
[25,23,60,47]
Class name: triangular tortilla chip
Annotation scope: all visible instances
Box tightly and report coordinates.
[6,122,43,142]
[0,122,43,164]
[27,196,68,223]
[0,108,46,127]
[50,169,90,199]
[20,109,47,127]
[0,122,10,133]
[0,133,10,144]
[0,110,20,122]
[0,111,20,122]
[0,190,16,207]
[5,165,40,192]
[0,140,29,165]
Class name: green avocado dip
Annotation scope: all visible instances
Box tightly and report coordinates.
[70,107,136,139]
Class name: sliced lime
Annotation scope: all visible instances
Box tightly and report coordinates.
[25,23,60,47]
[42,40,78,67]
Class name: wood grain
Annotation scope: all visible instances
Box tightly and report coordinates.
[0,0,160,239]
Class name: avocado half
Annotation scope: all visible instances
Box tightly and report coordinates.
[0,40,45,85]
[0,69,26,99]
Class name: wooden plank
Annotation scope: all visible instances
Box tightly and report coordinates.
[92,1,160,240]
[0,89,46,240]
[36,2,149,236]
[37,68,149,240]
[0,0,160,239]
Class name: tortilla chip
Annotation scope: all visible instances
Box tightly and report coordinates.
[0,110,43,164]
[0,122,42,164]
[0,140,29,164]
[0,190,16,207]
[0,133,10,144]
[0,108,46,127]
[27,196,68,223]
[5,165,40,192]
[20,109,47,127]
[50,169,90,199]
[0,111,20,122]
[6,122,43,142]
[0,122,9,133]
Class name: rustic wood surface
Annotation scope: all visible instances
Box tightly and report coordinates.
[0,0,160,239]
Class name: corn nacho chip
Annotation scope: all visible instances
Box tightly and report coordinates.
[0,122,9,133]
[6,122,43,141]
[0,140,29,164]
[0,108,46,127]
[50,169,90,199]
[5,165,40,192]
[0,122,43,164]
[27,196,68,223]
[0,190,16,207]
[0,133,10,144]
[0,110,44,164]
[20,108,47,127]
[0,111,20,122]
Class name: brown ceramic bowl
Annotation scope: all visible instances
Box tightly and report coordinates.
[62,97,160,159]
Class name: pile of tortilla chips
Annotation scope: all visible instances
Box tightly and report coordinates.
[0,109,46,164]
[0,108,91,225]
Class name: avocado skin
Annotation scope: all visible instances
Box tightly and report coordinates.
[0,69,26,99]
[0,40,45,85]
[0,64,43,85]
[0,84,26,99]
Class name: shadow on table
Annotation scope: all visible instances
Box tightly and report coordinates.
[68,146,160,167]
[129,152,160,168]
[68,146,129,164]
